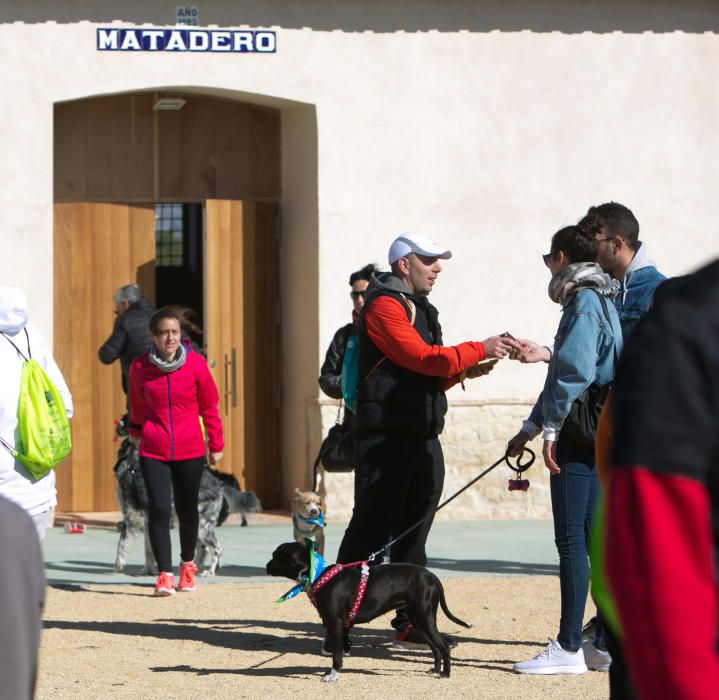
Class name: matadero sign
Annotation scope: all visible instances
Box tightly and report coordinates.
[97,27,276,53]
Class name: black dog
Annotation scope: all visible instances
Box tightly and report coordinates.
[266,541,470,682]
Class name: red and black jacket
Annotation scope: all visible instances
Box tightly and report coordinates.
[605,259,719,700]
[356,273,485,437]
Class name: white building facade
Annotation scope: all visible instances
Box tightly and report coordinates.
[0,1,717,516]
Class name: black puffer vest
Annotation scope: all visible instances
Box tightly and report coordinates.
[356,273,448,437]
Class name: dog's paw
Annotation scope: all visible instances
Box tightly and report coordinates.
[322,669,340,683]
[113,563,125,573]
[429,670,449,679]
[199,569,215,578]
[138,566,158,576]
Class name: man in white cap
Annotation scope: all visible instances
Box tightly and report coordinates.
[334,233,516,653]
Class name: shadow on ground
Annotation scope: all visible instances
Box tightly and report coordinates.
[45,560,268,578]
[428,558,558,576]
[43,615,540,677]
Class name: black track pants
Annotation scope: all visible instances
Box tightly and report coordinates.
[139,456,204,572]
[337,431,445,569]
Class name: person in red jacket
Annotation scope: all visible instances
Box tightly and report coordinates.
[129,306,224,596]
[604,260,719,700]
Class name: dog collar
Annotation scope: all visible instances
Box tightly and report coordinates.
[275,545,327,603]
[296,512,325,529]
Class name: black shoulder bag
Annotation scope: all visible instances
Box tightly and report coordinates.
[312,295,417,487]
[561,290,618,453]
[312,401,355,492]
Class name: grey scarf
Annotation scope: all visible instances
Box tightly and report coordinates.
[548,262,620,306]
[148,342,187,372]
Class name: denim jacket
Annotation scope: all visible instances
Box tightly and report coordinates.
[526,288,623,440]
[615,258,665,340]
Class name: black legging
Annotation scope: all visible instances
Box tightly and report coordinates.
[140,456,204,573]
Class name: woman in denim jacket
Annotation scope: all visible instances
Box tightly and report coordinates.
[508,225,623,676]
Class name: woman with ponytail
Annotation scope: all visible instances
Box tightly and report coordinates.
[508,226,623,675]
[128,306,223,596]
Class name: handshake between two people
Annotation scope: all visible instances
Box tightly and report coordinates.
[462,333,551,381]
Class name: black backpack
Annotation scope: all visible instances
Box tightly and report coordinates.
[561,290,618,452]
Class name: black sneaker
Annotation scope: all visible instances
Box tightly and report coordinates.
[581,617,597,645]
[320,634,352,657]
[392,624,458,650]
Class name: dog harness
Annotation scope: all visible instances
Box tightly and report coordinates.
[309,561,370,629]
[275,543,371,629]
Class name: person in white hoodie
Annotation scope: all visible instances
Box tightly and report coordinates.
[0,286,73,539]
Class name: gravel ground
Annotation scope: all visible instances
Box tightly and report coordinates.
[38,577,609,699]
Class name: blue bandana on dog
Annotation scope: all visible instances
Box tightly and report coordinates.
[297,511,325,529]
[275,541,326,603]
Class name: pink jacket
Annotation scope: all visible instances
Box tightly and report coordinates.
[128,345,224,461]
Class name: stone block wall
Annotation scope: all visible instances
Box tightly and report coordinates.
[311,399,550,523]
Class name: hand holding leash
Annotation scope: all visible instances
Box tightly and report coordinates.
[367,445,535,564]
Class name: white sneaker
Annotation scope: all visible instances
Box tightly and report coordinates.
[513,638,588,675]
[582,640,612,672]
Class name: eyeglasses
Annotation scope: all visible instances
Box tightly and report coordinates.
[542,252,556,268]
[350,291,366,300]
[596,236,616,244]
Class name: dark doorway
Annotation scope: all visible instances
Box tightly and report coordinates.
[53,92,283,512]
[154,203,204,344]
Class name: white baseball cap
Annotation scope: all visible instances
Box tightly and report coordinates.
[387,233,452,265]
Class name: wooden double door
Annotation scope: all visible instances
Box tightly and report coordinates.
[53,200,279,511]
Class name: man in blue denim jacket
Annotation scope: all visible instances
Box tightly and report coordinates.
[578,202,665,340]
[516,202,665,364]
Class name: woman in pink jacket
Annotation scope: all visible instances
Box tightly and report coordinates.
[129,306,223,596]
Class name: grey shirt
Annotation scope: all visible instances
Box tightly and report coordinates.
[0,495,45,699]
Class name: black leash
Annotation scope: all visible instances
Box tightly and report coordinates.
[366,447,535,564]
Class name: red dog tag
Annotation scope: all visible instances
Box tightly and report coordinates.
[508,479,530,492]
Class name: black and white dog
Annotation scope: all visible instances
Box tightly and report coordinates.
[113,438,261,576]
[266,541,470,682]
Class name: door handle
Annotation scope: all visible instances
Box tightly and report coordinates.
[223,352,231,414]
[230,347,237,408]
[223,348,238,413]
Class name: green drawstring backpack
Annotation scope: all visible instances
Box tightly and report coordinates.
[0,330,72,479]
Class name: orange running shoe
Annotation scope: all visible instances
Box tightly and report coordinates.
[178,561,199,592]
[154,571,176,596]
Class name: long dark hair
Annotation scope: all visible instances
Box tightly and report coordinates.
[149,306,202,337]
[550,226,598,264]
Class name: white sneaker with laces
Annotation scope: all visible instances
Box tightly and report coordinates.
[582,640,612,671]
[513,638,588,675]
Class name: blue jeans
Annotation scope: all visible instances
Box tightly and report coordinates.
[550,437,603,652]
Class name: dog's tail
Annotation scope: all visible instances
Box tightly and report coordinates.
[223,487,262,518]
[439,581,472,629]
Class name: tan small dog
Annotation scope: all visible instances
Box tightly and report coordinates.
[291,488,327,555]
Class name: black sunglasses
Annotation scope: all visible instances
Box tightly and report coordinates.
[350,290,366,300]
[542,252,556,267]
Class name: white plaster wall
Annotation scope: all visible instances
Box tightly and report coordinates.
[1,3,718,510]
